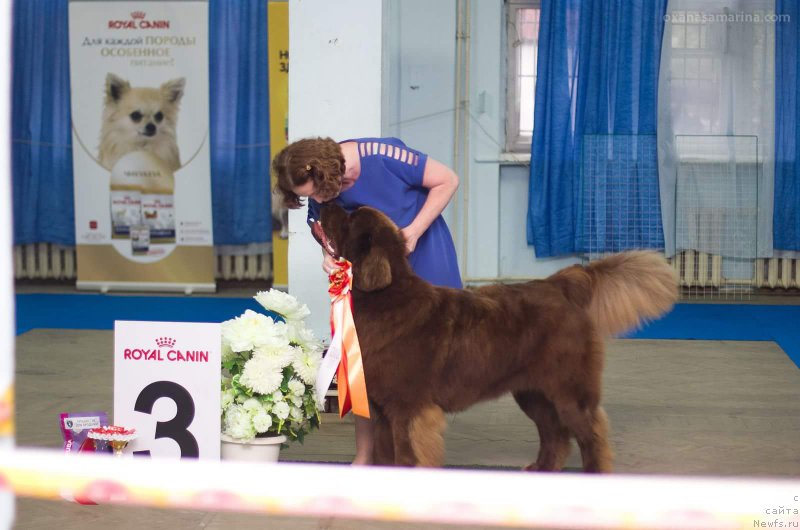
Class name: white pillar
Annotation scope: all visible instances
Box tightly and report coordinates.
[0,0,17,526]
[287,0,383,339]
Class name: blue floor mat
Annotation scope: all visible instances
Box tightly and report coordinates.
[15,294,800,368]
[627,303,800,368]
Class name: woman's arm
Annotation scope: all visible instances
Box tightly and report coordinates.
[401,157,459,254]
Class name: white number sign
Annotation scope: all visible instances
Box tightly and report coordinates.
[114,320,221,459]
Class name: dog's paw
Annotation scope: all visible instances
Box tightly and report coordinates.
[522,462,539,472]
[522,461,561,472]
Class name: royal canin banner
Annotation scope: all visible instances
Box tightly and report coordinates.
[69,2,215,293]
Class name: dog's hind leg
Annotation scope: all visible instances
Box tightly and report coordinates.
[409,405,446,467]
[554,402,613,473]
[513,390,571,472]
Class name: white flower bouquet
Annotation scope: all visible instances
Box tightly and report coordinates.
[221,289,324,442]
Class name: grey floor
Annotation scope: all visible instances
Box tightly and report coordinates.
[11,330,800,529]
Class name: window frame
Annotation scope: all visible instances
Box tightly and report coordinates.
[505,0,541,154]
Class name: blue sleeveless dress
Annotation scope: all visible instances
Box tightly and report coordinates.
[308,137,462,289]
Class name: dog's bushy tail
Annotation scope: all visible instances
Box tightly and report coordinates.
[549,251,679,337]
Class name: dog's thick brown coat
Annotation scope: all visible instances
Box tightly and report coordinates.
[321,204,678,472]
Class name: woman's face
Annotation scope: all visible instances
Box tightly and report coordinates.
[292,180,338,203]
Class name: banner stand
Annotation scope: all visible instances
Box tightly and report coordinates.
[77,281,215,295]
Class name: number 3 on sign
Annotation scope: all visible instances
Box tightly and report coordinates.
[132,381,199,458]
[114,321,222,460]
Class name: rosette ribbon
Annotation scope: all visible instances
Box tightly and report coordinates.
[322,259,370,418]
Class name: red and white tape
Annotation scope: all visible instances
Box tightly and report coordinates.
[1,448,799,529]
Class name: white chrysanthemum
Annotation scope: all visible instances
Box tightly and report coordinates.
[272,401,290,420]
[286,320,324,353]
[293,347,322,385]
[221,340,236,363]
[239,355,284,395]
[242,397,263,413]
[255,289,311,322]
[223,404,256,440]
[221,388,236,409]
[288,379,305,397]
[252,342,295,369]
[253,325,292,352]
[289,406,305,422]
[221,309,262,352]
[271,390,284,402]
[222,309,287,353]
[252,410,273,433]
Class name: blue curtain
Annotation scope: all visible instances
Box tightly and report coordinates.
[11,0,271,246]
[775,0,800,251]
[12,0,75,245]
[527,0,667,257]
[209,0,272,245]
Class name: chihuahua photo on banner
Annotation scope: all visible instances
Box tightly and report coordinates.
[99,73,185,172]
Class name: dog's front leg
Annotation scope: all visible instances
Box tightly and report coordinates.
[389,415,418,467]
[371,408,395,465]
[390,405,446,467]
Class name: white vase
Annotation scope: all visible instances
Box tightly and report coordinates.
[220,433,287,462]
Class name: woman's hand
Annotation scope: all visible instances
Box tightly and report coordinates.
[400,157,458,256]
[322,251,340,274]
[400,225,421,255]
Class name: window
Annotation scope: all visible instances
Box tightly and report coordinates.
[664,6,774,153]
[505,1,541,153]
[668,10,720,135]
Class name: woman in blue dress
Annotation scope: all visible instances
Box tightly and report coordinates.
[273,136,462,464]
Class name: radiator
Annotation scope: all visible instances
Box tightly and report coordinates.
[14,244,798,289]
[669,250,800,290]
[13,244,272,282]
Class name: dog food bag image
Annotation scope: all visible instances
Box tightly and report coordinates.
[130,224,150,255]
[140,167,176,245]
[109,150,176,246]
[109,157,143,239]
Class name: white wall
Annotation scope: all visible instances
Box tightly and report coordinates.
[464,0,503,279]
[382,0,456,172]
[288,0,384,339]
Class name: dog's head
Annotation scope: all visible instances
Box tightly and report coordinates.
[320,204,409,292]
[103,73,185,144]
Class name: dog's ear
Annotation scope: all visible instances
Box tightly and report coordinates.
[354,244,392,292]
[105,73,130,103]
[320,203,348,253]
[161,78,186,104]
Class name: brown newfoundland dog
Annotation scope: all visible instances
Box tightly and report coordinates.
[320,203,678,472]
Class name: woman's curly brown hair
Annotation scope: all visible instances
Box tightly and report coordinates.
[272,137,346,209]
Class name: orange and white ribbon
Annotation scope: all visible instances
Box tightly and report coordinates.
[315,259,370,418]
